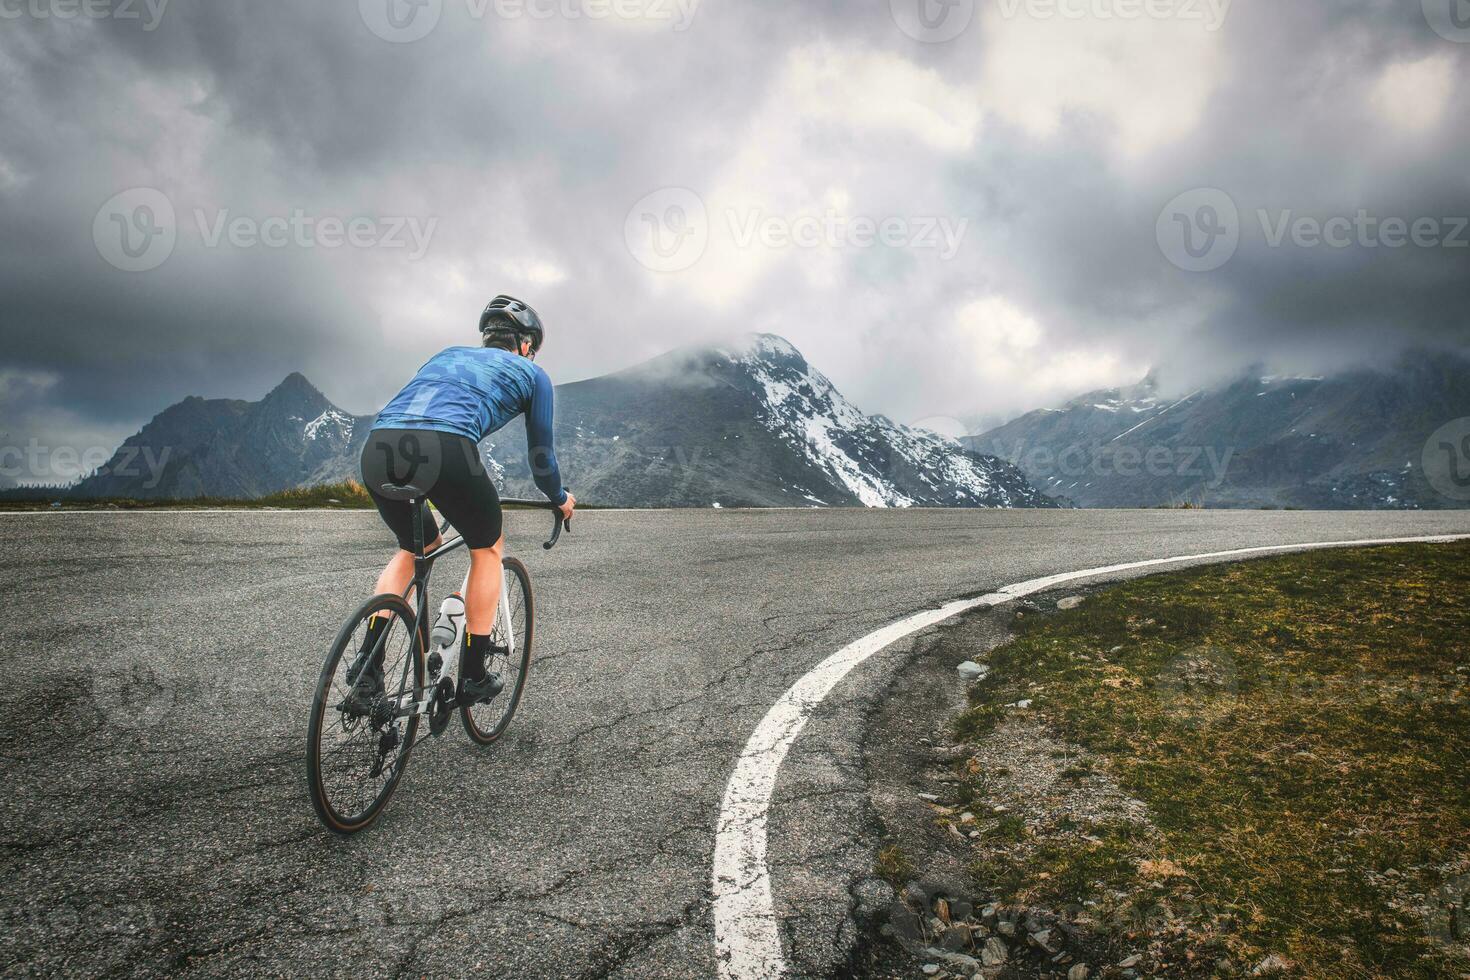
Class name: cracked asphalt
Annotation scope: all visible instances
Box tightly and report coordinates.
[3,507,1469,978]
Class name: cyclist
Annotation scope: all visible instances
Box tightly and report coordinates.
[349,295,575,710]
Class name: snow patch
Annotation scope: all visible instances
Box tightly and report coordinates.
[734,339,1024,508]
[304,409,354,442]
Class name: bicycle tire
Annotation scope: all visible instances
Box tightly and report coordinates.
[306,593,425,834]
[462,556,534,745]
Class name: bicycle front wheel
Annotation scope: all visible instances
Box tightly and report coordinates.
[462,556,533,745]
[306,593,425,834]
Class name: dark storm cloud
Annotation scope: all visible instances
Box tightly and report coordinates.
[1,0,1467,477]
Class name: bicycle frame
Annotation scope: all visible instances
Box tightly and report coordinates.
[369,496,565,723]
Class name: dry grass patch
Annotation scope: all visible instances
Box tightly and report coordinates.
[954,542,1470,978]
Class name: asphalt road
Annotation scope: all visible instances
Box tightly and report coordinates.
[3,508,1469,978]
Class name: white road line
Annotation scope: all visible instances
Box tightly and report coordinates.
[711,533,1470,980]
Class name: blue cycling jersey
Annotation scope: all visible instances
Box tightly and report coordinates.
[374,346,565,504]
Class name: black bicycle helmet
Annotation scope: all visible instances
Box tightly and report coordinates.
[479,295,544,354]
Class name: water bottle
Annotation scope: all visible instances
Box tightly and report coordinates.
[430,593,465,650]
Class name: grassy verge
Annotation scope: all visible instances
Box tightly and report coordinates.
[1,483,602,511]
[0,480,377,511]
[953,542,1470,977]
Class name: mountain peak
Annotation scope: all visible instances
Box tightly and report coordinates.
[268,372,323,400]
[728,333,806,365]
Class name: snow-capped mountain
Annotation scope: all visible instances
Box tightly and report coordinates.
[73,373,372,500]
[486,334,1057,508]
[733,335,1046,507]
[966,351,1470,509]
[69,337,1057,509]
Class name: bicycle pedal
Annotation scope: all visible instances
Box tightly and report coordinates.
[428,678,455,737]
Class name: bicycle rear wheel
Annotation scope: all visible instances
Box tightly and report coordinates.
[462,557,533,745]
[307,593,425,834]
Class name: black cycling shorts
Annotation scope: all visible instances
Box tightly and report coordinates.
[360,428,503,551]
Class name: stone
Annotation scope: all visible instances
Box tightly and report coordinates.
[887,902,923,942]
[1058,596,1085,610]
[935,898,951,923]
[1029,928,1058,954]
[1118,954,1143,968]
[996,920,1016,937]
[1068,967,1089,980]
[981,937,1008,967]
[958,661,991,681]
[923,950,981,974]
[940,925,970,951]
[852,877,895,918]
[1251,954,1292,976]
[921,966,940,976]
[918,793,941,803]
[915,874,969,905]
[902,882,929,909]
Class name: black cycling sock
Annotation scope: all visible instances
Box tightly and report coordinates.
[463,632,489,682]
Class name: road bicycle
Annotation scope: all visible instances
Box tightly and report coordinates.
[306,492,567,834]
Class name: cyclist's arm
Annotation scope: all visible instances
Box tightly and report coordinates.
[525,366,568,507]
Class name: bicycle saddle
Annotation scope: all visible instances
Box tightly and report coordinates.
[379,479,434,498]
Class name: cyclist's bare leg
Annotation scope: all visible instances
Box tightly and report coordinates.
[464,535,506,634]
[372,536,443,612]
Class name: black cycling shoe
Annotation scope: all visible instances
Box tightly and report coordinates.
[339,653,385,715]
[457,673,504,707]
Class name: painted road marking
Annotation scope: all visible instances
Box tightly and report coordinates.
[711,534,1470,979]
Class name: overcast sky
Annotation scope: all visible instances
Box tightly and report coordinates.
[2,0,1468,477]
